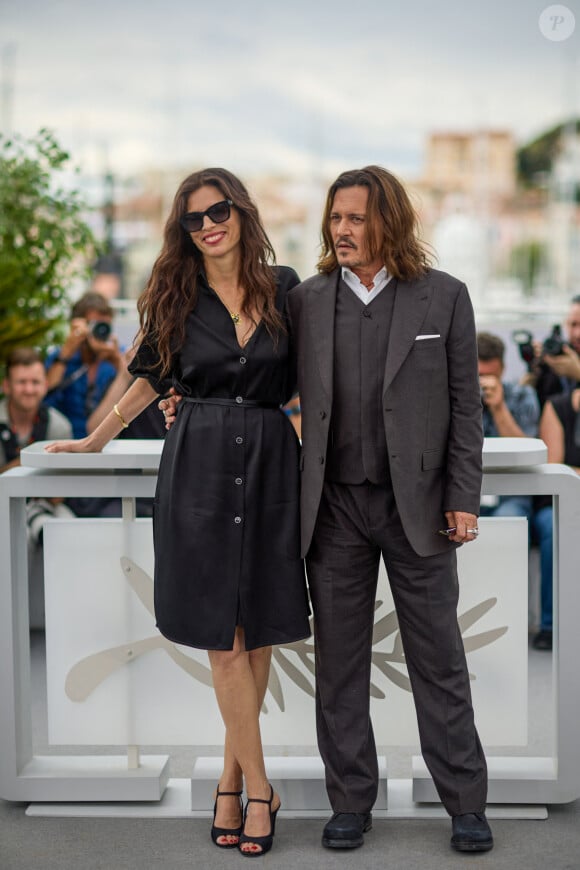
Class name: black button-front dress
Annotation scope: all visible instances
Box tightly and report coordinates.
[129,266,310,651]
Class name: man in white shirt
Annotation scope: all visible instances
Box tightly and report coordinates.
[287,166,491,854]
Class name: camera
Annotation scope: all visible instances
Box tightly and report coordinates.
[90,320,112,341]
[512,324,564,372]
[511,329,534,371]
[542,324,564,357]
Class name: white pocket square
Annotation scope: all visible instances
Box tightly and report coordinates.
[415,334,440,341]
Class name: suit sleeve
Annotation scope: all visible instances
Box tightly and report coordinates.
[283,282,300,404]
[443,283,483,514]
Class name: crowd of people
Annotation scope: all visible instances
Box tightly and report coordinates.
[2,164,578,858]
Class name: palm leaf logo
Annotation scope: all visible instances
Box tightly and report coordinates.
[64,560,508,712]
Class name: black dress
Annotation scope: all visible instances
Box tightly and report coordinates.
[129,266,310,651]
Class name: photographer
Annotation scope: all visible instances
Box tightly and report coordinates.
[45,293,165,519]
[479,332,539,440]
[45,292,123,437]
[478,331,539,520]
[518,296,580,408]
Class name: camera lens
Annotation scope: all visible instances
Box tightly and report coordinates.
[90,321,112,341]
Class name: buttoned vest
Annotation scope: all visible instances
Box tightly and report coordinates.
[325,278,395,484]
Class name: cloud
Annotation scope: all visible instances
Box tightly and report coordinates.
[3,0,579,177]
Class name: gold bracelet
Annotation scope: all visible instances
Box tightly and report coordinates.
[113,403,129,429]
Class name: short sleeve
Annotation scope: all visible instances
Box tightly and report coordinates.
[128,335,173,396]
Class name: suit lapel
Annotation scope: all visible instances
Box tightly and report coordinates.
[306,271,338,403]
[383,274,432,395]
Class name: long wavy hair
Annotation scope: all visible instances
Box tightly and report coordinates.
[137,168,281,377]
[317,165,431,280]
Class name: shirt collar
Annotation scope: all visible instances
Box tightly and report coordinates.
[341,266,391,305]
[341,266,389,292]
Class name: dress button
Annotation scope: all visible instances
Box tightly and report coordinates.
[234,516,242,524]
[363,309,372,318]
[235,396,243,404]
[235,477,243,485]
[239,356,247,365]
[235,436,243,444]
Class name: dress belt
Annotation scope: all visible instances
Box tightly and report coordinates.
[182,397,280,409]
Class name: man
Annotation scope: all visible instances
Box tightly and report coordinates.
[1,347,72,472]
[44,291,123,438]
[523,295,580,408]
[286,167,491,853]
[478,330,539,520]
[0,348,73,539]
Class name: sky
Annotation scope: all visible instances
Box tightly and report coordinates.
[1,0,579,182]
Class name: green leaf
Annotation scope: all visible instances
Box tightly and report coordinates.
[0,129,97,368]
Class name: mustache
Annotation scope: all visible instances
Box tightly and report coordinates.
[335,237,357,249]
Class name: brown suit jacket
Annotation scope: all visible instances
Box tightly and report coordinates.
[286,267,483,558]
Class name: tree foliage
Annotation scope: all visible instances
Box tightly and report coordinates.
[0,128,98,366]
[517,118,580,188]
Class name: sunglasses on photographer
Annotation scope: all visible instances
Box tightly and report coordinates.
[180,199,234,233]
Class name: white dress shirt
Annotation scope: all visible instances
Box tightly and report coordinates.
[341,266,391,305]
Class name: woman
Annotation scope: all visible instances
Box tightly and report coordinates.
[47,168,310,857]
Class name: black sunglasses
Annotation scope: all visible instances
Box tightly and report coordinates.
[180,199,233,233]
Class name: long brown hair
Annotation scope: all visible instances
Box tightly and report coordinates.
[137,168,282,377]
[317,165,431,280]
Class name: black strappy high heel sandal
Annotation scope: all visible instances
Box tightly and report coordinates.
[238,784,280,858]
[210,786,243,848]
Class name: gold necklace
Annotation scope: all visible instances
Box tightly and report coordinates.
[212,286,241,325]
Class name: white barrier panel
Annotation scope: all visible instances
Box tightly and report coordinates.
[44,516,527,747]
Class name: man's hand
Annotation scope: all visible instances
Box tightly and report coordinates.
[444,510,479,544]
[479,374,504,412]
[57,318,90,361]
[543,344,580,381]
[88,332,123,370]
[158,389,181,430]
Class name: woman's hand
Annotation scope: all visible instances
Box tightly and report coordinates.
[45,437,97,454]
[159,389,182,430]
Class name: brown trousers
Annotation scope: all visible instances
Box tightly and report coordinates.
[306,480,488,817]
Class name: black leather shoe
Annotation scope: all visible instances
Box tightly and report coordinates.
[322,812,372,849]
[451,812,493,852]
[532,629,552,651]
